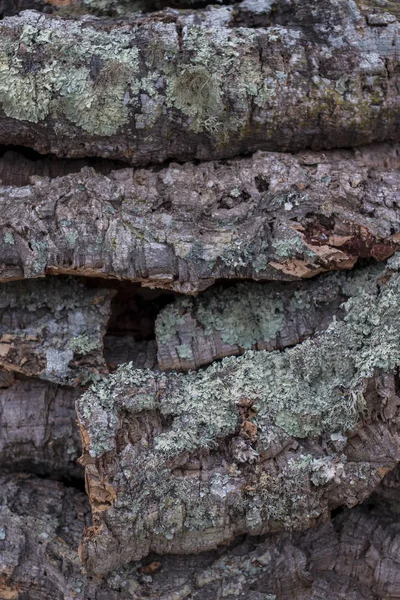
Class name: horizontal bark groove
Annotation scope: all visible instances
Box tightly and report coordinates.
[77,258,400,575]
[0,2,399,162]
[1,145,400,292]
[0,148,125,187]
[0,472,399,599]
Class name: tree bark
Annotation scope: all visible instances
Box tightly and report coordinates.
[1,472,400,600]
[0,278,112,386]
[77,259,400,576]
[0,373,83,478]
[1,145,400,292]
[155,273,348,371]
[0,2,399,163]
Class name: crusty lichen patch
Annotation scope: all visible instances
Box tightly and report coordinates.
[0,13,140,134]
[77,260,400,571]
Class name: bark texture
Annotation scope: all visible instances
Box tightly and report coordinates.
[0,278,112,385]
[0,2,399,162]
[1,145,400,292]
[155,273,347,371]
[1,472,400,600]
[0,373,82,477]
[77,259,400,576]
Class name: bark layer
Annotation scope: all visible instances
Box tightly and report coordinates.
[0,278,112,385]
[1,472,400,600]
[155,273,347,371]
[77,259,400,575]
[0,373,82,477]
[0,2,399,162]
[1,145,400,292]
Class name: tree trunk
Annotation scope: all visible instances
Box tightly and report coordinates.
[2,0,400,594]
[77,259,400,575]
[0,372,83,478]
[0,2,399,163]
[1,144,400,292]
[1,471,400,599]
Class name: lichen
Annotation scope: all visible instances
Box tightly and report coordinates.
[0,17,140,134]
[69,334,99,356]
[79,261,399,460]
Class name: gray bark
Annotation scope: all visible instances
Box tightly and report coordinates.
[1,472,400,599]
[0,277,112,386]
[155,273,347,371]
[0,2,399,163]
[0,373,82,477]
[77,259,400,576]
[1,145,400,293]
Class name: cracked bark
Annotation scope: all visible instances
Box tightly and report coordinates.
[1,472,400,599]
[155,273,348,371]
[0,1,399,163]
[0,372,83,478]
[0,277,112,385]
[77,260,400,576]
[1,145,400,292]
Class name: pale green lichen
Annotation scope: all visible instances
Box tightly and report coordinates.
[0,18,139,135]
[3,231,14,245]
[156,276,334,354]
[69,334,99,356]
[80,261,398,459]
[195,283,285,349]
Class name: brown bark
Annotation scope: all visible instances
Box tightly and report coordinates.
[77,260,400,576]
[0,278,112,385]
[1,145,400,292]
[0,2,399,163]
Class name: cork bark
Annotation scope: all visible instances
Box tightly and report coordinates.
[2,0,400,592]
[1,145,400,292]
[77,259,400,576]
[0,1,399,163]
[0,277,112,386]
[1,471,400,600]
[0,372,82,478]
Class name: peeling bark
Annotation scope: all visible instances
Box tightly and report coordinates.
[0,373,82,477]
[0,3,399,162]
[0,278,112,385]
[77,259,400,576]
[1,146,400,292]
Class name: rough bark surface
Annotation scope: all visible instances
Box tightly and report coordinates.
[1,473,400,600]
[0,373,82,477]
[155,273,347,371]
[77,259,400,576]
[0,2,399,162]
[0,278,112,385]
[1,145,400,292]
